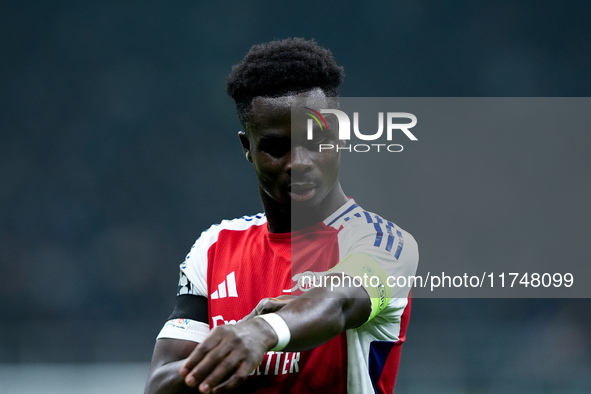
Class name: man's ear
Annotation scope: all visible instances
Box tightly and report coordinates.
[238,131,252,162]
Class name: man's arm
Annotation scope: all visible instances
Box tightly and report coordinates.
[145,338,201,394]
[145,294,210,394]
[179,274,371,394]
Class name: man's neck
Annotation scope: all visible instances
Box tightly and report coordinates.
[262,184,348,233]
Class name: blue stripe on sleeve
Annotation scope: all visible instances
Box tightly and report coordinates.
[394,229,404,259]
[385,221,395,253]
[326,203,359,227]
[373,215,384,248]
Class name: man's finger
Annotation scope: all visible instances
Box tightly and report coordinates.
[211,362,252,394]
[179,335,218,377]
[243,296,296,320]
[183,341,233,388]
[198,355,242,393]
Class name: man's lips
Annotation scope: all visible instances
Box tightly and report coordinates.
[288,183,317,202]
[289,183,316,192]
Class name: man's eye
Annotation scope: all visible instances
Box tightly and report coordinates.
[262,142,290,157]
[307,135,333,148]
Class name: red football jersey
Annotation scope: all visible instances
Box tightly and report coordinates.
[158,199,419,393]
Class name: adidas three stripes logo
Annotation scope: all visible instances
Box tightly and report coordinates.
[211,271,238,299]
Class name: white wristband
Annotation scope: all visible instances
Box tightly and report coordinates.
[255,313,291,351]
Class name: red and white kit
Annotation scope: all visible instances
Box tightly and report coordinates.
[158,199,419,393]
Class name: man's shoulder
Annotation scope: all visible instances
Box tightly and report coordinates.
[326,201,409,235]
[326,201,417,261]
[182,213,268,268]
[203,213,268,233]
[194,213,268,246]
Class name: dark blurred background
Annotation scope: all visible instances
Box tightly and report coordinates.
[1,0,590,392]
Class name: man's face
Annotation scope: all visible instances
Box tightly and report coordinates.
[240,88,341,211]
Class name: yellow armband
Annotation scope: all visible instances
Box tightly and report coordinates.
[329,253,392,322]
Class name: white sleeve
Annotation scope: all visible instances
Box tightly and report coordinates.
[339,216,418,285]
[177,226,217,298]
[156,225,221,342]
[157,318,210,343]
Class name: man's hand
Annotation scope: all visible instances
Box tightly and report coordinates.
[179,317,277,393]
[243,295,296,320]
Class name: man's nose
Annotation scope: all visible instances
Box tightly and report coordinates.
[287,146,313,175]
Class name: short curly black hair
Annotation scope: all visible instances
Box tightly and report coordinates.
[226,38,344,125]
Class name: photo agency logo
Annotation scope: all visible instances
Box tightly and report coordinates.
[303,107,418,152]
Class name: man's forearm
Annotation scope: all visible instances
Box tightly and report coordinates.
[145,338,202,394]
[264,280,371,351]
[146,359,198,394]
